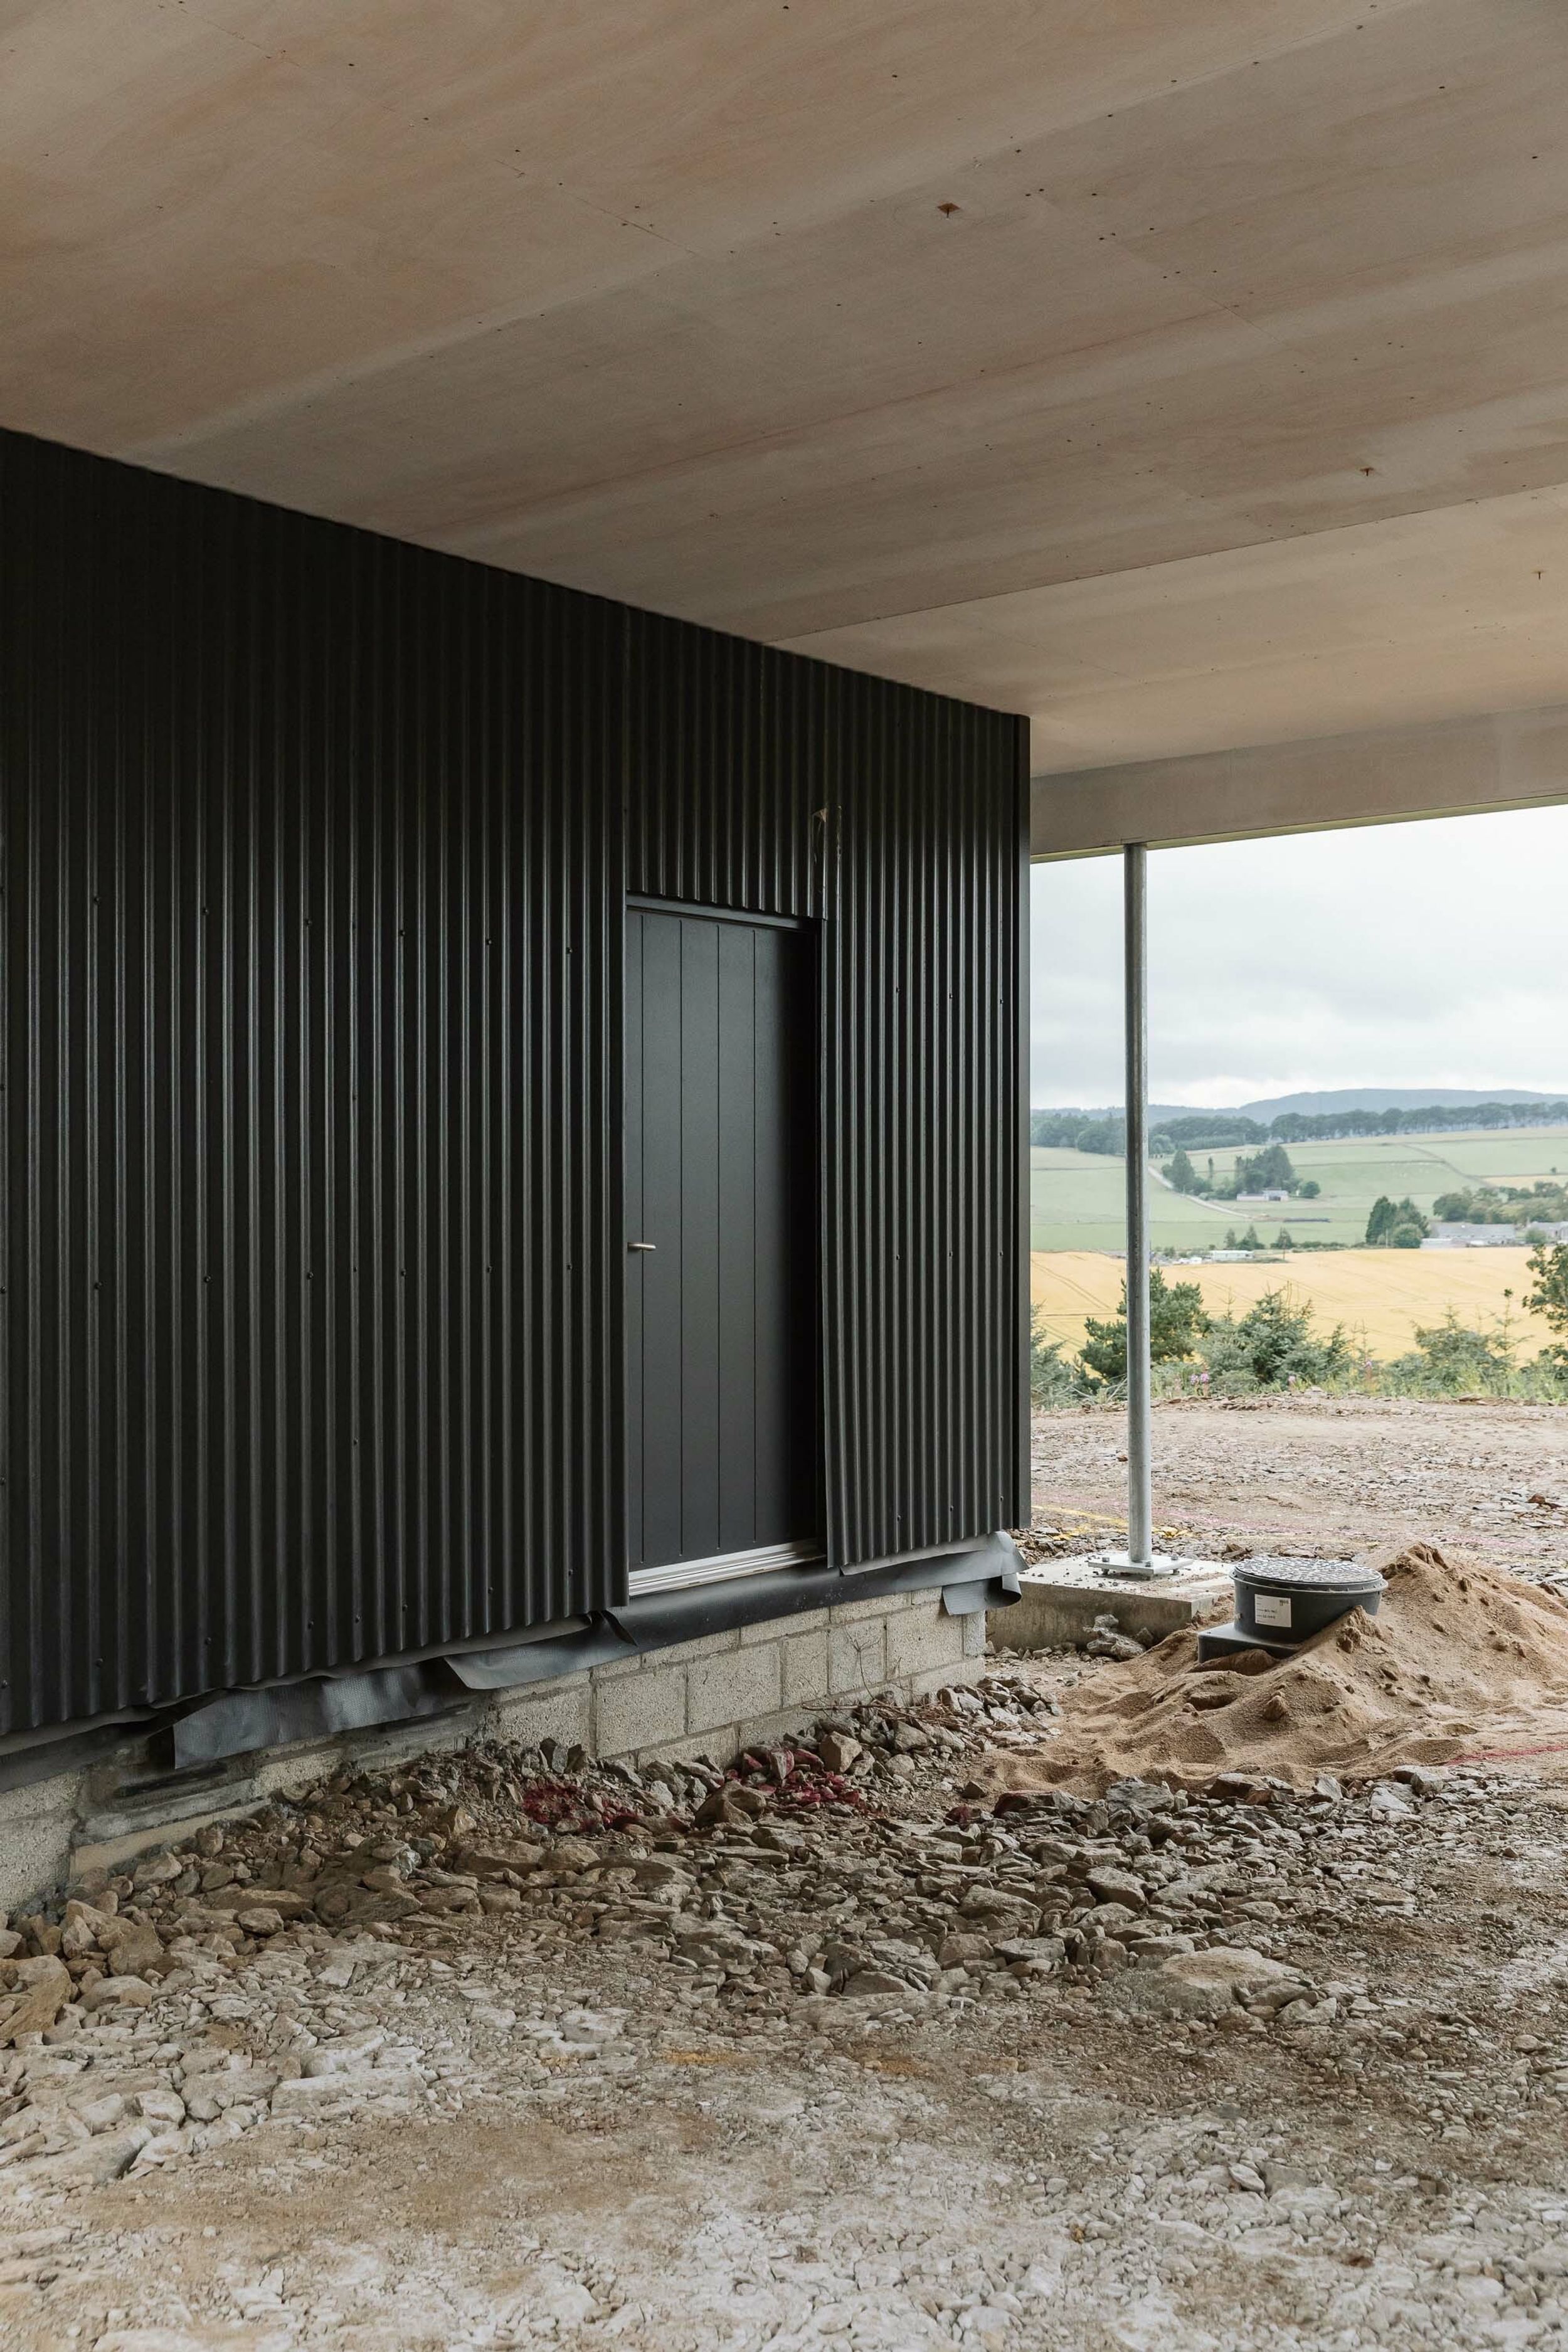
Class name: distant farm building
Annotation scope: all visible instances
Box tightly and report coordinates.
[1424,1222,1568,1248]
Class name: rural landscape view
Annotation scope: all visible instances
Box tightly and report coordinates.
[1029,811,1568,1409]
[1031,1093,1568,1401]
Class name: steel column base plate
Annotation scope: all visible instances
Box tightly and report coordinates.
[1085,1550,1193,1582]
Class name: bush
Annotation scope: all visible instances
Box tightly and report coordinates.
[1079,1268,1210,1388]
[1386,1310,1515,1396]
[1030,1308,1082,1407]
[1199,1288,1351,1391]
[1527,1239,1568,1375]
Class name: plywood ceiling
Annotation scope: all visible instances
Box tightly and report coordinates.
[5,0,1568,770]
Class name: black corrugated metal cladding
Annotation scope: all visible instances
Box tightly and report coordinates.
[2,436,624,1735]
[626,613,1029,1570]
[1,430,1028,1740]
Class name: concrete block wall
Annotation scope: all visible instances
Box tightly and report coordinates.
[490,1584,986,1769]
[1,1585,988,1911]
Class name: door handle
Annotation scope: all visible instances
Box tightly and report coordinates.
[627,1241,657,1252]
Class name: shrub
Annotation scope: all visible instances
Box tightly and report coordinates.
[1079,1268,1210,1388]
[1030,1308,1082,1407]
[1199,1288,1352,1391]
[1386,1310,1515,1396]
[1527,1239,1568,1375]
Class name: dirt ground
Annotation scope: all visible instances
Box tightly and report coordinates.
[1030,1394,1568,1579]
[3,1401,1567,2352]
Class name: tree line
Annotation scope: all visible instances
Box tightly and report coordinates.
[1429,1180,1568,1227]
[1163,1139,1321,1203]
[1030,1239,1568,1405]
[1031,1099,1568,1152]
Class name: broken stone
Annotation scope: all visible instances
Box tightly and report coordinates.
[817,1730,862,1775]
[1274,1994,1339,2030]
[0,1956,72,2045]
[958,1886,1040,1929]
[100,1921,166,1978]
[76,2092,129,2134]
[137,2088,188,2126]
[80,1975,155,2012]
[131,1853,184,1892]
[993,1936,1066,1973]
[548,1838,600,1873]
[840,1969,916,1999]
[19,2123,152,2187]
[1086,1902,1142,1933]
[1085,1866,1147,1912]
[938,1933,995,1969]
[210,1887,315,1920]
[270,2068,424,2116]
[1107,1944,1308,2021]
[1263,2161,1322,2198]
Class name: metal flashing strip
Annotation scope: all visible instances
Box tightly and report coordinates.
[76,1533,1023,1781]
[617,1529,1022,1650]
[171,1666,465,1771]
[444,1620,636,1692]
[627,1539,822,1598]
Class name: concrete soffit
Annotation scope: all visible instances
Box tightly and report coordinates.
[1029,701,1568,862]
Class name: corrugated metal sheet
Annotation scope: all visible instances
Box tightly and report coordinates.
[1,429,1027,1740]
[820,675,1029,1565]
[624,612,1029,1570]
[1,433,623,1736]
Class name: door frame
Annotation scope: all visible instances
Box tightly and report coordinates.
[622,893,824,1596]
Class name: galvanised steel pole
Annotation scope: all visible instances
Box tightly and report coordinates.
[1123,842,1154,1567]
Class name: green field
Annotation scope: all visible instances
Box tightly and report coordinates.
[1030,1125,1568,1251]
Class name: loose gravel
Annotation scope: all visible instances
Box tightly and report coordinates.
[5,1649,1568,2349]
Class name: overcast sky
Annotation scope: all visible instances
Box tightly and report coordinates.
[1030,802,1568,1110]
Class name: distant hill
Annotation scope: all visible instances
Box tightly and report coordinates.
[1042,1088,1560,1122]
[1223,1087,1557,1123]
[1032,1087,1568,1152]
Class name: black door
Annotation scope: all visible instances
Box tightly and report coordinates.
[625,902,817,1579]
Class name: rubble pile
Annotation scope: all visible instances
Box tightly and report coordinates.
[1,1660,1530,2206]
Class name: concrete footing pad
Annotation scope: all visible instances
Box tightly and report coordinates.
[995,1557,1232,1653]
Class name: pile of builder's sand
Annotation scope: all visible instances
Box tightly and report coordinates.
[993,1544,1568,1794]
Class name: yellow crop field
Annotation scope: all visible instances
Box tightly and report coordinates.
[1031,1246,1555,1364]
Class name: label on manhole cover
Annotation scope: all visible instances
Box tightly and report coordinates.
[1254,1594,1293,1629]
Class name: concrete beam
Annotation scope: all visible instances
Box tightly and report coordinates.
[1030,702,1568,861]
